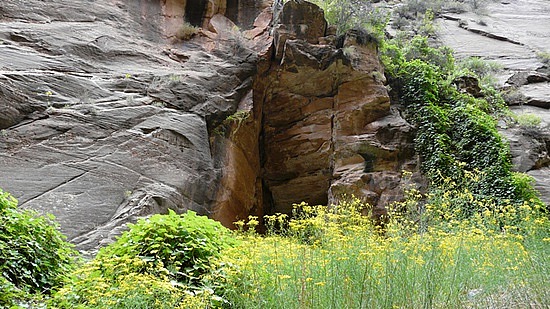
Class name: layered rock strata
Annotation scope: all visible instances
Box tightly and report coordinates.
[232,1,417,217]
[0,0,416,252]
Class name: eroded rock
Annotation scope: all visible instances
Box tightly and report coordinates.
[1,0,420,252]
[0,0,261,252]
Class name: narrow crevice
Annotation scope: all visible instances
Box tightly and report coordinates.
[327,101,337,202]
[18,170,89,208]
[184,0,207,27]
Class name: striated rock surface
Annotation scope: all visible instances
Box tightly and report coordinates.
[437,0,550,204]
[0,0,266,251]
[0,0,414,251]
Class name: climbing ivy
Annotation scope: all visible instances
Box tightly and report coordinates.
[381,35,541,210]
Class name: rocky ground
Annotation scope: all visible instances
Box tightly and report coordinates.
[436,0,550,203]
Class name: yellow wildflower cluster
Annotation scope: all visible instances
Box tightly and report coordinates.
[220,193,549,308]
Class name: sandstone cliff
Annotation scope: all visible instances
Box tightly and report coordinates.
[1,0,547,252]
[0,0,415,252]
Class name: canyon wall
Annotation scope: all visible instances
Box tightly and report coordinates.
[0,0,420,252]
[210,1,419,222]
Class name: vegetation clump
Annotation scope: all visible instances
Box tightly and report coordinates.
[0,189,76,308]
[51,210,235,308]
[175,22,199,41]
[218,193,549,308]
[379,30,541,209]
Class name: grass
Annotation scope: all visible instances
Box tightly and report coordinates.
[536,51,550,65]
[9,179,548,308]
[515,113,542,128]
[218,194,549,309]
[175,22,199,41]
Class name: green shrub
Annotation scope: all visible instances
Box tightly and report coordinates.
[537,51,550,65]
[310,0,389,36]
[175,22,199,41]
[0,188,76,307]
[457,57,502,79]
[98,210,235,283]
[51,256,188,309]
[405,38,455,73]
[51,210,235,308]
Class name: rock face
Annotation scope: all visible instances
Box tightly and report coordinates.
[2,0,546,252]
[437,0,550,205]
[0,0,413,251]
[211,1,418,222]
[0,0,265,251]
[256,3,417,216]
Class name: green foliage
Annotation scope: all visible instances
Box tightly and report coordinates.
[98,210,235,284]
[175,22,199,41]
[0,188,76,308]
[51,210,235,308]
[394,0,490,19]
[51,256,188,309]
[383,36,454,76]
[381,34,538,209]
[457,57,502,79]
[510,172,542,204]
[514,113,542,128]
[537,51,550,65]
[310,0,389,36]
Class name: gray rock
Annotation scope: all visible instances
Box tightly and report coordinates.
[0,0,258,252]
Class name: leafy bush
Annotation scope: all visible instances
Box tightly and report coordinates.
[0,188,76,307]
[52,256,187,309]
[457,57,502,80]
[537,51,550,65]
[98,210,235,283]
[310,0,389,36]
[51,210,235,308]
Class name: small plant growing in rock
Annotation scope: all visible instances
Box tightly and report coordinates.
[175,22,199,41]
[514,113,542,128]
[224,110,250,136]
[152,100,167,108]
[502,88,527,105]
[537,51,550,65]
[457,57,502,78]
